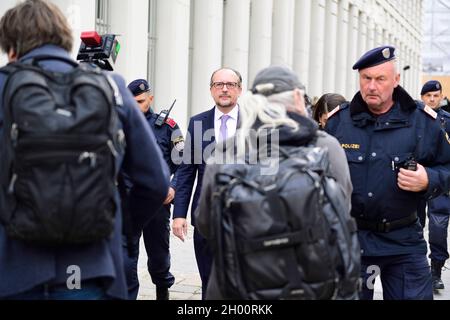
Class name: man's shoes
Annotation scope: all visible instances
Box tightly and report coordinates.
[156,287,169,300]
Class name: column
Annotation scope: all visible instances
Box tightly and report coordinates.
[346,4,359,99]
[383,29,390,46]
[308,0,326,99]
[271,0,295,67]
[335,0,349,97]
[154,0,190,130]
[223,0,251,90]
[322,0,339,94]
[357,11,367,57]
[248,0,273,87]
[366,16,375,52]
[293,0,312,88]
[190,0,223,118]
[414,51,421,98]
[110,0,149,81]
[375,24,383,46]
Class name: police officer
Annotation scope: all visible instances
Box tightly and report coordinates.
[420,80,450,290]
[125,79,184,300]
[325,46,450,300]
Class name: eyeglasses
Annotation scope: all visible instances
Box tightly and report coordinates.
[211,82,240,90]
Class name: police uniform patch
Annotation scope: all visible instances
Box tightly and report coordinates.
[341,144,360,149]
[165,117,176,128]
[173,136,184,151]
[423,105,437,119]
[327,105,341,119]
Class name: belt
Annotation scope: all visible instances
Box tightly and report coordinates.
[355,212,417,233]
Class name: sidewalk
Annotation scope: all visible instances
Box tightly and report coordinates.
[137,221,450,300]
[137,226,202,300]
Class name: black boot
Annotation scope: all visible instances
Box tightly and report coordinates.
[156,286,169,300]
[431,260,445,290]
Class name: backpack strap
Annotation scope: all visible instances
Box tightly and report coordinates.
[0,64,19,76]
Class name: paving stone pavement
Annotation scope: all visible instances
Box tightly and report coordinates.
[137,219,450,300]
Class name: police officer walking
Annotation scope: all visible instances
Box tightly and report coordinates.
[325,46,450,300]
[420,80,450,291]
[125,79,184,300]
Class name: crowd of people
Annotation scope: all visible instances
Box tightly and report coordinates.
[1,0,450,300]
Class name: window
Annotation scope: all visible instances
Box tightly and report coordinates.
[95,0,111,34]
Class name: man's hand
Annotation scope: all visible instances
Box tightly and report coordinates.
[172,217,188,242]
[398,163,429,192]
[163,187,175,205]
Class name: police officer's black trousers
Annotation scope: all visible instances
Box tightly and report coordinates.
[142,204,175,288]
[427,195,450,263]
[360,254,433,300]
[123,205,175,300]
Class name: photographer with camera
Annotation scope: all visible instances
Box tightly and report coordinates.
[0,0,169,300]
[325,46,450,300]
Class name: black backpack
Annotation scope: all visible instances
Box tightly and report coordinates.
[211,142,361,299]
[0,55,125,245]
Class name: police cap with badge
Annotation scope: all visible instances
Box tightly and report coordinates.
[127,79,151,96]
[328,46,396,119]
[352,45,396,71]
[421,80,442,96]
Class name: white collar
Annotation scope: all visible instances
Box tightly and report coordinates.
[214,105,239,122]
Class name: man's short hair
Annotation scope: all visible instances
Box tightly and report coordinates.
[0,0,73,58]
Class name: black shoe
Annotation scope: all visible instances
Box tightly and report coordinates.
[431,260,445,291]
[433,277,445,290]
[156,287,169,300]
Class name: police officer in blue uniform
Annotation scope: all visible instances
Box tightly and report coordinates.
[419,80,450,290]
[325,46,450,300]
[125,79,184,300]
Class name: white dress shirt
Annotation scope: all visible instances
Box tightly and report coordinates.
[214,105,239,143]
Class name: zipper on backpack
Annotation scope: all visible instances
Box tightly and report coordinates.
[78,152,97,168]
[8,174,17,194]
[10,123,18,147]
[107,140,119,158]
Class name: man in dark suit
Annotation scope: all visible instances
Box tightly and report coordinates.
[172,68,242,299]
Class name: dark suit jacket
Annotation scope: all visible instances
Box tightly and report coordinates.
[173,107,216,226]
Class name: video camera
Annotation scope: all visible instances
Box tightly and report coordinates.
[76,31,120,71]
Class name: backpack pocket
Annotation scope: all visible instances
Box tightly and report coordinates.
[6,136,116,245]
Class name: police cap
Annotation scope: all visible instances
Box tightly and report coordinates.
[127,79,151,96]
[421,80,442,95]
[251,66,306,96]
[352,46,396,71]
